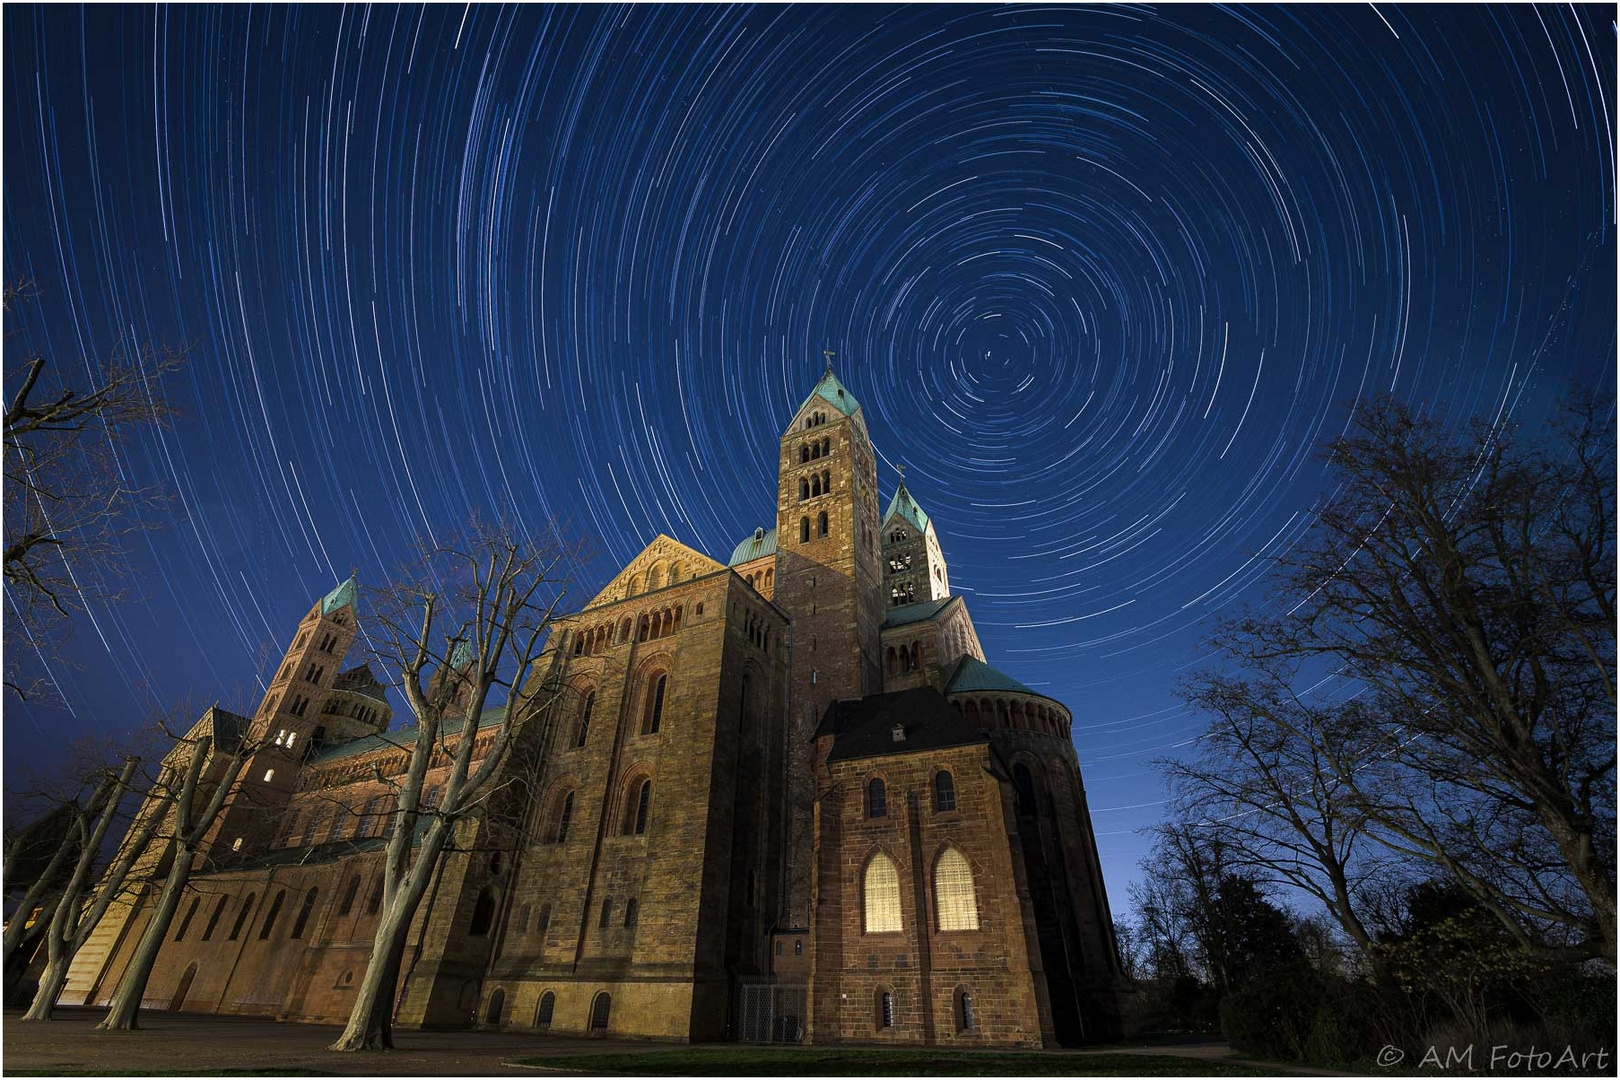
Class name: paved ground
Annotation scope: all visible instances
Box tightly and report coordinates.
[4,1007,1350,1076]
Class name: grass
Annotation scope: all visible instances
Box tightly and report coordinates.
[509,1047,1283,1076]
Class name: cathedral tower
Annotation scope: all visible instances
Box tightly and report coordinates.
[773,366,885,924]
[880,478,950,607]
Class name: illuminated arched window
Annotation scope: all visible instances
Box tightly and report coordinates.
[863,853,902,933]
[935,848,979,931]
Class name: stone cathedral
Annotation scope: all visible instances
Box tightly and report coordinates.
[63,369,1129,1047]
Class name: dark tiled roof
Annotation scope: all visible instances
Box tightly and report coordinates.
[308,706,506,765]
[944,655,1040,697]
[331,663,389,702]
[881,596,955,629]
[208,707,254,752]
[729,526,778,566]
[818,687,987,763]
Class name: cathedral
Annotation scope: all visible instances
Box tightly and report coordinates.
[63,369,1129,1047]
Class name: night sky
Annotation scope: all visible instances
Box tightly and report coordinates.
[4,4,1614,901]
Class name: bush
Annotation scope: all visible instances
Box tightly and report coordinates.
[1219,961,1327,1061]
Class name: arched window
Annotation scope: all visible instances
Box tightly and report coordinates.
[624,898,639,928]
[229,893,256,940]
[367,877,384,915]
[175,896,200,941]
[642,674,667,734]
[575,692,594,748]
[799,478,810,501]
[258,890,286,939]
[599,898,613,928]
[486,987,505,1025]
[800,517,810,543]
[291,887,320,939]
[934,770,956,812]
[877,989,895,1029]
[867,778,887,818]
[338,876,361,915]
[1013,763,1038,815]
[469,888,496,936]
[863,853,902,933]
[935,848,980,931]
[957,988,975,1032]
[201,895,228,941]
[817,511,829,537]
[822,469,831,493]
[537,903,552,932]
[590,992,612,1032]
[536,991,556,1028]
[628,779,652,835]
[553,791,575,843]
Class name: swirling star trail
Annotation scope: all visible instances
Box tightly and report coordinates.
[4,4,1613,897]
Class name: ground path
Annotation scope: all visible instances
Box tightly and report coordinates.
[4,1008,1359,1076]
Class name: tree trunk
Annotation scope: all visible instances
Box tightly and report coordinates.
[22,952,70,1021]
[328,904,412,1050]
[96,852,192,1031]
[2,842,72,966]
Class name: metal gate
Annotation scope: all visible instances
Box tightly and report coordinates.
[734,978,806,1043]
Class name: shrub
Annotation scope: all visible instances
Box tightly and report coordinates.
[1219,961,1326,1061]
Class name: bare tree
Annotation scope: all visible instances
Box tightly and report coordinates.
[1166,673,1383,953]
[22,756,168,1020]
[1194,394,1615,961]
[3,282,183,701]
[329,519,572,1052]
[96,718,261,1031]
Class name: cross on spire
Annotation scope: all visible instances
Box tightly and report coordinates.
[895,463,907,485]
[823,349,835,373]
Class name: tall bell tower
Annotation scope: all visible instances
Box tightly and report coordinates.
[773,360,885,924]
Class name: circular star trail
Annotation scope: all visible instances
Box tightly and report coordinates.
[4,4,1613,894]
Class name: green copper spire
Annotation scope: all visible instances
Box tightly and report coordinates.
[883,481,930,533]
[797,369,861,418]
[319,576,357,615]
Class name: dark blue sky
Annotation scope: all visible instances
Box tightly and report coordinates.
[4,4,1614,900]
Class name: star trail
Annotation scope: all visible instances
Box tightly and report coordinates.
[3,4,1614,897]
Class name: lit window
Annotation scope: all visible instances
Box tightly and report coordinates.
[863,853,902,932]
[231,836,244,851]
[263,769,275,782]
[286,731,296,748]
[935,848,979,931]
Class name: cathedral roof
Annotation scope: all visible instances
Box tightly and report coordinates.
[883,481,931,533]
[798,370,861,418]
[204,706,253,753]
[307,706,506,765]
[728,526,777,566]
[944,654,1040,697]
[319,576,357,615]
[817,687,986,762]
[881,596,956,629]
[331,663,389,703]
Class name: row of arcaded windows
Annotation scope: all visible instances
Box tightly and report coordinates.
[885,641,921,675]
[488,988,612,1032]
[571,604,686,657]
[798,470,833,501]
[743,567,773,592]
[862,847,979,933]
[277,794,395,849]
[865,771,955,819]
[961,696,1067,738]
[804,410,828,429]
[798,512,829,543]
[566,670,670,752]
[799,436,832,463]
[174,884,331,946]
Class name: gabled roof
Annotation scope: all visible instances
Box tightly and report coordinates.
[882,596,955,629]
[206,706,253,753]
[817,687,986,762]
[798,370,861,418]
[883,481,931,533]
[320,577,357,615]
[729,526,777,566]
[945,655,1039,697]
[331,664,389,703]
[307,706,506,765]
